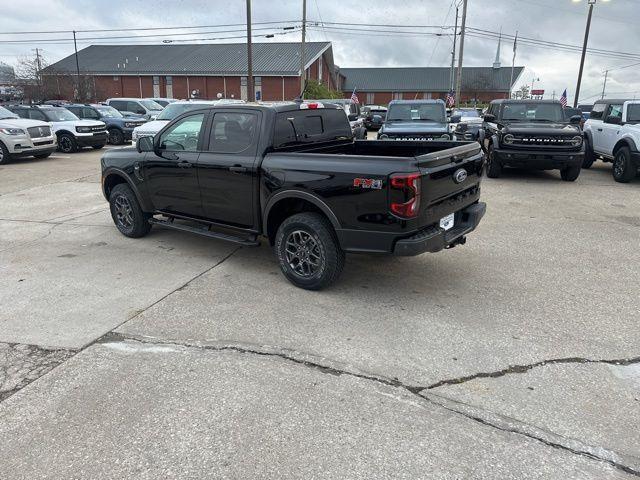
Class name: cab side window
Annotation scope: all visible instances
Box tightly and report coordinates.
[66,107,82,118]
[127,101,146,115]
[589,103,606,120]
[29,109,47,121]
[83,108,101,120]
[158,113,205,152]
[208,112,257,153]
[605,104,623,122]
[110,100,126,111]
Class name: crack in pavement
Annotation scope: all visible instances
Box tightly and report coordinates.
[94,333,640,478]
[425,355,640,390]
[0,247,241,404]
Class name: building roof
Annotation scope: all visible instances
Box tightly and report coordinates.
[44,42,332,76]
[341,66,524,92]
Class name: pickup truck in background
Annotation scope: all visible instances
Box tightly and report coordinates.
[582,99,640,183]
[101,101,486,290]
[377,99,456,141]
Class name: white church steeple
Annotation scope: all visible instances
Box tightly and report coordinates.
[493,28,502,69]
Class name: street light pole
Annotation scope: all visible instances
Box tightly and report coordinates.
[574,0,595,107]
[299,0,307,97]
[246,0,254,102]
[454,0,468,108]
[601,69,609,99]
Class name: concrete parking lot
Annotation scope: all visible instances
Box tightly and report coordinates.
[1,144,639,479]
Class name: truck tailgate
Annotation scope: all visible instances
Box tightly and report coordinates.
[415,142,484,226]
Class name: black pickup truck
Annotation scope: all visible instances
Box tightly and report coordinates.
[480,99,584,181]
[101,101,486,290]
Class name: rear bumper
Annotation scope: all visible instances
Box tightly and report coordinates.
[494,147,583,169]
[393,202,486,256]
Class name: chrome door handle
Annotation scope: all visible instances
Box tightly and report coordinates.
[177,161,192,168]
[229,166,247,173]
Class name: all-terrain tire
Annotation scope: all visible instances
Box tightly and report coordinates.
[612,146,636,183]
[582,137,595,169]
[58,133,78,153]
[0,141,11,164]
[108,128,125,145]
[109,183,152,238]
[486,144,502,178]
[560,165,581,182]
[275,212,345,290]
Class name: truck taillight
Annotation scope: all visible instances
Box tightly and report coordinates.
[389,172,421,219]
[300,102,324,109]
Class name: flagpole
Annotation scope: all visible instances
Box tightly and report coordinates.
[509,31,517,99]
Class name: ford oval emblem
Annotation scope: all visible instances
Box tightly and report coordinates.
[453,168,468,184]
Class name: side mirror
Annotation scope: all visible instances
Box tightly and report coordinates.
[483,114,496,123]
[569,115,582,125]
[347,113,358,121]
[605,115,621,125]
[449,114,461,123]
[136,136,154,153]
[372,114,383,122]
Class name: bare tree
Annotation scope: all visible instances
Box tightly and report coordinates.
[15,52,57,102]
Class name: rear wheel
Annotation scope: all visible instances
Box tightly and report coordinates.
[0,141,11,164]
[275,212,345,290]
[560,165,581,182]
[582,137,595,168]
[109,183,152,238]
[58,133,77,153]
[355,126,367,139]
[108,128,124,145]
[612,146,636,183]
[486,144,502,178]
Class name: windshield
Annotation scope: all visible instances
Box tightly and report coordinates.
[627,104,640,123]
[453,109,480,118]
[96,106,123,118]
[501,103,564,122]
[156,103,211,121]
[387,103,445,122]
[43,108,79,122]
[0,106,18,119]
[140,100,163,111]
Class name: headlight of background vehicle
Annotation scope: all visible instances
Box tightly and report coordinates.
[0,128,26,135]
[76,126,91,133]
[502,134,515,145]
[570,135,583,147]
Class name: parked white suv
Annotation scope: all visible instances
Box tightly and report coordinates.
[131,99,244,143]
[106,98,164,120]
[6,105,108,153]
[583,99,640,182]
[0,106,57,164]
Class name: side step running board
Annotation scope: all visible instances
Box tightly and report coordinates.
[149,218,260,246]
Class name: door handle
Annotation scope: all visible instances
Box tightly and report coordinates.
[229,166,247,173]
[177,161,192,168]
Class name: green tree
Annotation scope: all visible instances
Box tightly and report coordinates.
[303,80,342,100]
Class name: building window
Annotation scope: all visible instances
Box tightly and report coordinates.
[153,76,160,85]
[318,59,323,81]
[254,76,261,86]
[423,92,432,99]
[165,76,172,85]
[393,92,402,100]
[366,93,374,104]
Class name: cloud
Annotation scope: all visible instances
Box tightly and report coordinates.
[1,0,638,103]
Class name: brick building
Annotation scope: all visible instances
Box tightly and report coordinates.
[42,42,337,102]
[340,66,524,105]
[42,41,522,104]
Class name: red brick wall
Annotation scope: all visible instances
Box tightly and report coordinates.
[205,77,226,99]
[341,91,510,105]
[261,76,284,101]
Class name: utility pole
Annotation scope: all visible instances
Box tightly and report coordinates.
[454,0,467,108]
[299,0,307,97]
[449,5,459,92]
[509,31,517,99]
[73,30,80,100]
[246,0,254,102]
[574,1,594,107]
[601,69,609,99]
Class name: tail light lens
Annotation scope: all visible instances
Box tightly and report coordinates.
[389,172,421,219]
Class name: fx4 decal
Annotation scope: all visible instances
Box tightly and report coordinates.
[353,178,382,189]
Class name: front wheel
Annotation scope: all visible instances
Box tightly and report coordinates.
[109,183,152,238]
[0,141,12,164]
[275,212,345,290]
[612,146,636,183]
[582,138,595,168]
[108,128,124,145]
[560,165,581,182]
[486,144,502,178]
[58,133,77,153]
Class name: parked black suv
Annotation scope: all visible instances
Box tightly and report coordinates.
[361,105,387,130]
[66,104,147,145]
[480,99,584,181]
[378,100,455,141]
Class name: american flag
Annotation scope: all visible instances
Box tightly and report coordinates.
[445,89,455,108]
[560,89,568,107]
[350,88,360,104]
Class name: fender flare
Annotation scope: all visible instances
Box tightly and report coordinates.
[102,167,153,212]
[613,137,638,154]
[262,190,341,235]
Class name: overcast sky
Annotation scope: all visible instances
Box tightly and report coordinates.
[1,0,639,103]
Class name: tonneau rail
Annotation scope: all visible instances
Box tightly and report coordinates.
[416,141,483,168]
